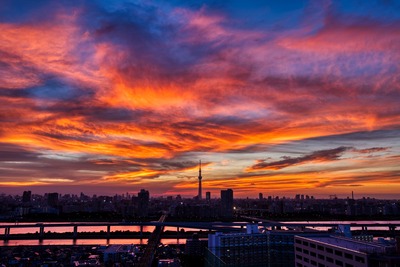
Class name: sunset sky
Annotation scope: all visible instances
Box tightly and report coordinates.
[1,0,400,199]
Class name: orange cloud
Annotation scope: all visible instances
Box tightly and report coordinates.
[1,2,400,197]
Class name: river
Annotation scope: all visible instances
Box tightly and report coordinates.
[1,238,191,246]
[1,220,398,246]
[0,222,206,246]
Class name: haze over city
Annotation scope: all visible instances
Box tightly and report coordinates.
[0,0,400,198]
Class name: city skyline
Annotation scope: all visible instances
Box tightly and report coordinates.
[1,1,400,198]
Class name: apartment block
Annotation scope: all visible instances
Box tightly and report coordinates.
[294,235,398,267]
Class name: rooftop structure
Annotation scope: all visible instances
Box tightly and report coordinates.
[294,235,398,267]
[104,245,136,263]
[306,236,388,254]
[206,224,297,267]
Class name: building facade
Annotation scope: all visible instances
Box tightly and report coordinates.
[294,235,399,267]
[206,225,295,267]
[137,189,149,217]
[220,189,233,218]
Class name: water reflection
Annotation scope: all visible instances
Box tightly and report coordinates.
[2,238,148,246]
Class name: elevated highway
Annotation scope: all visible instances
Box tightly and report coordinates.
[137,214,167,267]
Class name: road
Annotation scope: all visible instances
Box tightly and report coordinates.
[137,214,167,267]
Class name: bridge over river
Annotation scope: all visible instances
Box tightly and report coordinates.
[1,219,399,241]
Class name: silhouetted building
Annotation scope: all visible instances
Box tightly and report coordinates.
[104,245,136,264]
[206,192,211,202]
[221,189,233,218]
[47,193,59,208]
[186,233,208,256]
[171,203,218,219]
[22,191,31,203]
[137,189,149,217]
[259,193,263,201]
[198,160,202,200]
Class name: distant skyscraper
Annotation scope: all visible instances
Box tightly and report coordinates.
[259,193,263,201]
[221,189,233,218]
[47,192,59,208]
[206,191,211,202]
[22,191,31,203]
[137,189,149,217]
[198,160,202,200]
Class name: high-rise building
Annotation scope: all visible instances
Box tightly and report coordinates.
[137,189,149,217]
[198,160,202,200]
[47,192,59,208]
[22,191,31,203]
[220,189,233,218]
[259,192,263,201]
[206,225,296,267]
[206,192,211,202]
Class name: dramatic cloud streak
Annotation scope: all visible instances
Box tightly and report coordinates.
[249,147,352,171]
[0,0,399,198]
[249,146,392,171]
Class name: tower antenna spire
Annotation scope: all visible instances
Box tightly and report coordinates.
[198,160,202,200]
[199,160,202,175]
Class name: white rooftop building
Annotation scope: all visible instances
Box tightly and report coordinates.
[294,235,397,267]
